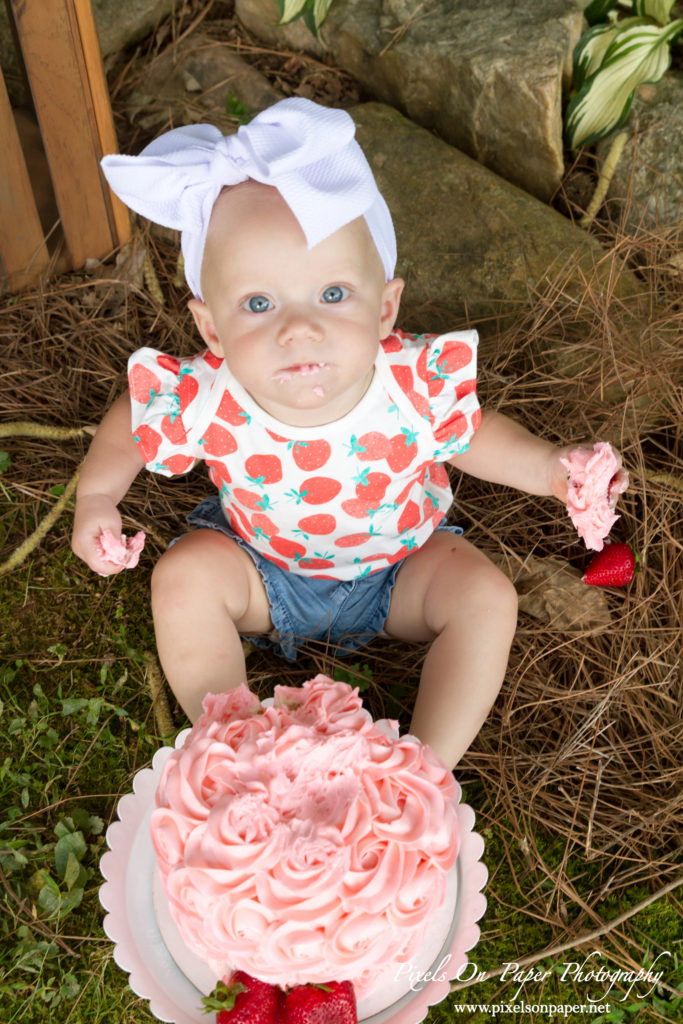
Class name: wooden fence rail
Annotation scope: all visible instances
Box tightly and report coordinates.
[0,0,130,293]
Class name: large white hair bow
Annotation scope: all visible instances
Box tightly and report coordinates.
[100,98,396,299]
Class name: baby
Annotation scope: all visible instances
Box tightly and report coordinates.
[71,98,627,769]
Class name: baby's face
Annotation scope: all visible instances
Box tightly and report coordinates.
[189,183,403,427]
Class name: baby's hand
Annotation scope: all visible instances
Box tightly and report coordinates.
[71,493,127,576]
[559,442,629,551]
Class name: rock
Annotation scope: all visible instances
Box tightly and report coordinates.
[124,31,281,132]
[91,0,176,58]
[350,103,637,325]
[235,0,325,56]
[236,0,584,201]
[490,552,611,629]
[0,0,176,105]
[596,73,683,241]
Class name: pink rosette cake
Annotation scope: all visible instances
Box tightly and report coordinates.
[562,442,629,551]
[150,677,459,1008]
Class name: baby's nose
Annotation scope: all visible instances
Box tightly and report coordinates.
[277,309,324,346]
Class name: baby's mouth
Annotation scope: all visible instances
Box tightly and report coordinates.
[272,362,328,383]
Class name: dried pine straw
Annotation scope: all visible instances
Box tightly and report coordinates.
[0,211,680,956]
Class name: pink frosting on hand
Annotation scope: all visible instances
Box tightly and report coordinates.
[96,528,146,568]
[561,442,629,551]
[150,677,459,993]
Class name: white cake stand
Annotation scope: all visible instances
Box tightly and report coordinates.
[100,732,487,1024]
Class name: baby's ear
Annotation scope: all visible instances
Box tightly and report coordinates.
[188,299,222,356]
[379,277,404,337]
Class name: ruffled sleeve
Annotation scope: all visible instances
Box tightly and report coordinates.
[423,330,481,460]
[127,346,219,477]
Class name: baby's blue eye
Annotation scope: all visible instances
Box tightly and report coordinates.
[245,295,273,313]
[321,285,348,304]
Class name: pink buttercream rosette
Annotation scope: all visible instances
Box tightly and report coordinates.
[96,528,146,569]
[150,677,459,996]
[561,442,629,551]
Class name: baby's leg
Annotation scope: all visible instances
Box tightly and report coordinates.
[384,532,518,769]
[151,530,272,721]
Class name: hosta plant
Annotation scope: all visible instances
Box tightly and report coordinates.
[276,0,335,37]
[566,0,683,149]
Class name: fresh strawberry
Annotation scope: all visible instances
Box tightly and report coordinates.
[201,971,283,1023]
[582,542,636,587]
[282,981,357,1024]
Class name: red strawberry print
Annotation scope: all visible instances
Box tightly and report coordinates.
[390,364,430,419]
[293,477,343,505]
[230,506,255,538]
[203,350,223,370]
[270,535,306,560]
[435,340,473,376]
[387,431,418,473]
[246,454,283,484]
[129,363,161,405]
[341,497,379,519]
[133,424,161,462]
[200,422,238,457]
[435,409,468,444]
[355,470,391,503]
[202,971,283,1023]
[334,531,373,548]
[397,499,421,534]
[356,431,391,462]
[428,462,450,489]
[282,980,357,1024]
[206,460,231,490]
[582,542,635,587]
[216,389,250,426]
[298,556,336,570]
[156,354,181,374]
[291,439,332,471]
[298,513,337,535]
[160,412,187,445]
[381,332,403,354]
[233,487,269,511]
[266,429,289,443]
[251,512,280,537]
[177,370,199,412]
[456,378,477,400]
[158,453,196,474]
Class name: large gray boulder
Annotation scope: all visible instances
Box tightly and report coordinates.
[124,31,281,132]
[236,0,585,202]
[596,73,683,241]
[350,103,636,326]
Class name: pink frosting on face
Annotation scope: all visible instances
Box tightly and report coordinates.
[561,442,629,551]
[96,528,146,568]
[150,676,459,992]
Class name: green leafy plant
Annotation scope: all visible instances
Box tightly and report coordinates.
[276,0,335,37]
[566,0,683,149]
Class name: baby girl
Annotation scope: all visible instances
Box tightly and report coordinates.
[71,99,627,769]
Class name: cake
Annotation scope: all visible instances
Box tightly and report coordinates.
[149,676,461,1018]
[562,442,629,551]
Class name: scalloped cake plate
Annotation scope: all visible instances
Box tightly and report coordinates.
[100,731,487,1024]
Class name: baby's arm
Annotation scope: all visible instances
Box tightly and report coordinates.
[71,391,145,575]
[450,409,571,500]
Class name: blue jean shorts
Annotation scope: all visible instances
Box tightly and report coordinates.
[182,495,463,662]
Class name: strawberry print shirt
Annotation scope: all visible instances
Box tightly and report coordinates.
[128,329,481,580]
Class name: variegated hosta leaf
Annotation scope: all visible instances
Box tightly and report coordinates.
[584,0,621,27]
[278,0,309,25]
[566,19,683,148]
[572,17,648,89]
[634,0,678,25]
[312,0,334,30]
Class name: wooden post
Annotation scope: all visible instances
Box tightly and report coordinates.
[0,67,50,290]
[8,0,130,271]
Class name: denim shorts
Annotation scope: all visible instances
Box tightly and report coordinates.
[182,495,463,662]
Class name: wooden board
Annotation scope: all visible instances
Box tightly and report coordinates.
[9,0,130,269]
[0,68,50,291]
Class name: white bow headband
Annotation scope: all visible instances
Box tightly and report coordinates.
[101,97,396,299]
